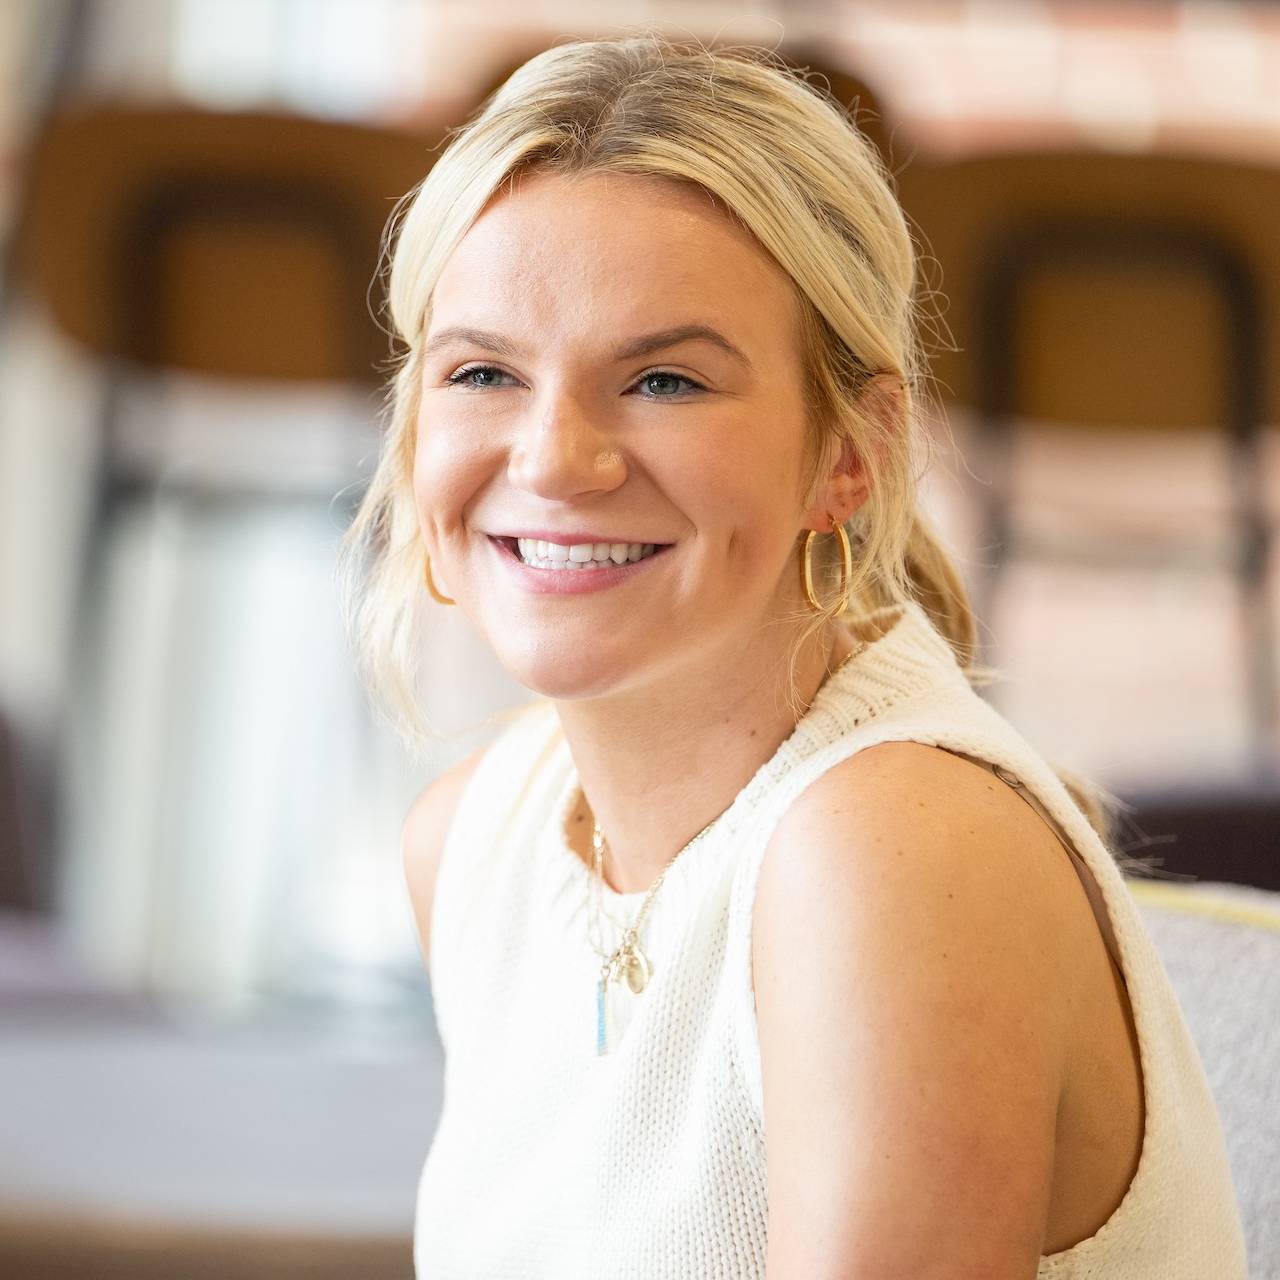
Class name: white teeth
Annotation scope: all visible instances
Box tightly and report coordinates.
[514,538,659,568]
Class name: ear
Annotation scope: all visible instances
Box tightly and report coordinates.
[801,373,903,533]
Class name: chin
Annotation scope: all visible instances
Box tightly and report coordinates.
[496,644,631,703]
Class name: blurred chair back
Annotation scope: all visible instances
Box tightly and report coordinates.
[6,103,438,928]
[13,103,437,381]
[897,150,1280,778]
[1130,878,1280,1267]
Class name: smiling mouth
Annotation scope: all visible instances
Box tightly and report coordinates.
[491,536,673,568]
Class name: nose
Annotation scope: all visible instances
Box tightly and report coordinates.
[507,388,626,501]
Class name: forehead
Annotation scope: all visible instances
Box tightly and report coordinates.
[428,170,798,348]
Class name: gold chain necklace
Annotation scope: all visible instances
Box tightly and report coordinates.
[583,641,866,1056]
[587,809,724,1055]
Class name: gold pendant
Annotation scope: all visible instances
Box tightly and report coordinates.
[623,944,652,994]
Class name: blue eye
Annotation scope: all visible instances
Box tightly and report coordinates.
[442,364,706,397]
[445,365,514,389]
[634,371,703,398]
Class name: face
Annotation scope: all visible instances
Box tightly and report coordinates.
[413,169,852,700]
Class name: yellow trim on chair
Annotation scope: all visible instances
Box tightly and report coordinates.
[1127,879,1280,933]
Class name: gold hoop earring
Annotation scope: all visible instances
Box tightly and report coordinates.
[423,552,456,606]
[799,514,852,617]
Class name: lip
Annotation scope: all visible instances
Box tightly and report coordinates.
[491,530,672,547]
[487,534,672,596]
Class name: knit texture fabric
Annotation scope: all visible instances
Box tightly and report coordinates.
[413,599,1248,1279]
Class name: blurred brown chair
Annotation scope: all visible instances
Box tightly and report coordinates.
[13,103,439,382]
[6,101,438,905]
[897,150,1280,780]
[9,100,442,611]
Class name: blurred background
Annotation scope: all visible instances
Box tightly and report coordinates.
[1,1,1278,1277]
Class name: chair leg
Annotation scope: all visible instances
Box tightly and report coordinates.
[970,216,1279,783]
[967,409,1016,680]
[1231,432,1279,781]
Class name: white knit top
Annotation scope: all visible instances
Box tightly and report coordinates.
[413,599,1248,1279]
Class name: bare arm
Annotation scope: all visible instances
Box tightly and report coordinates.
[753,742,1081,1279]
[400,747,488,979]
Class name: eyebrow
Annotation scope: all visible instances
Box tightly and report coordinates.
[422,323,754,371]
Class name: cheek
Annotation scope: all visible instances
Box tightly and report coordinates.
[412,413,491,527]
[410,430,443,537]
[678,432,804,546]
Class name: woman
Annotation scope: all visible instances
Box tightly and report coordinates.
[339,33,1247,1279]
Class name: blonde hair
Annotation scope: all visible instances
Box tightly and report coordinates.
[338,30,1137,855]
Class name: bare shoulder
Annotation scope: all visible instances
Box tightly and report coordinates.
[760,739,1086,923]
[752,740,1083,1276]
[401,745,489,978]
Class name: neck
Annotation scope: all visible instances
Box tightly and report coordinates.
[556,616,869,894]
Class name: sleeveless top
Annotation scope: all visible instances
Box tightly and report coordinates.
[413,598,1248,1279]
